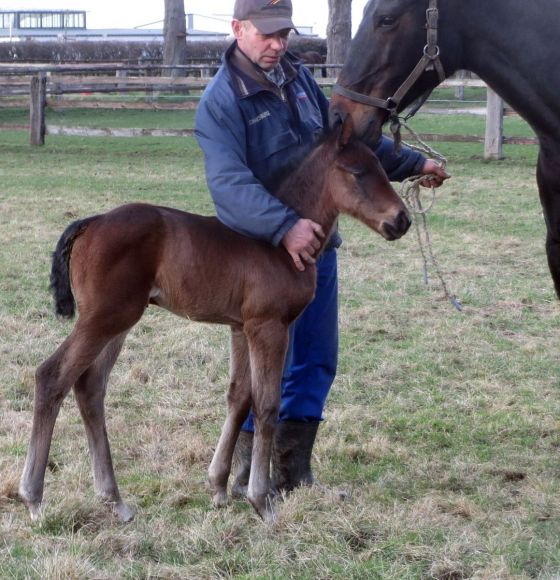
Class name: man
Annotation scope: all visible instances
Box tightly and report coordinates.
[195,0,449,495]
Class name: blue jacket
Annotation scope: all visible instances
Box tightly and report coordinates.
[195,43,425,247]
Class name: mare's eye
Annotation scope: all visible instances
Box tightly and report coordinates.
[378,15,396,27]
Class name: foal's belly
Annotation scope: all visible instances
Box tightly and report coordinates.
[151,251,316,328]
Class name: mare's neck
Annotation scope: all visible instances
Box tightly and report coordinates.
[452,0,560,139]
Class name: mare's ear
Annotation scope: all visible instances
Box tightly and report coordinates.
[337,115,355,149]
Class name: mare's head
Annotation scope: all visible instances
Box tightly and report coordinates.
[324,117,411,241]
[330,0,458,144]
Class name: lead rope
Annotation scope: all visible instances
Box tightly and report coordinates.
[397,119,463,312]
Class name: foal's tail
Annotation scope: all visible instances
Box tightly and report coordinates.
[50,215,99,319]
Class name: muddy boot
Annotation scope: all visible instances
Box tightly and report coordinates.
[271,420,320,493]
[231,430,253,498]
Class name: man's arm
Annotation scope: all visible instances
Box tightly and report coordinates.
[195,92,301,246]
[373,136,449,186]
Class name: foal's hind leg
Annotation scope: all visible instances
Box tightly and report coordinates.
[208,327,252,508]
[19,325,117,519]
[73,332,134,522]
[20,297,145,521]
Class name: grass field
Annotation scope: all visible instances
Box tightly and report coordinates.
[0,109,559,579]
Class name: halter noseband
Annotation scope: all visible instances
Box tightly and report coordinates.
[333,0,446,135]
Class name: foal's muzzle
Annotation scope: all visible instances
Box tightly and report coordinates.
[382,209,411,241]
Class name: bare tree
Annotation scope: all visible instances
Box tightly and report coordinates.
[163,0,187,77]
[327,0,351,77]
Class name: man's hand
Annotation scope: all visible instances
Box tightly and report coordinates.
[282,218,325,272]
[419,159,450,188]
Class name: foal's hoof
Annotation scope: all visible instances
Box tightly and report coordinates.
[18,489,42,521]
[25,500,42,521]
[248,494,277,523]
[231,482,248,499]
[113,501,135,523]
[212,490,229,508]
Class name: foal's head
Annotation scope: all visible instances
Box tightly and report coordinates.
[326,118,411,241]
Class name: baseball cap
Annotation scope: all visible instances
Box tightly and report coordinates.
[233,0,297,34]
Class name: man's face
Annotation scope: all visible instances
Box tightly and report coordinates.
[232,20,290,70]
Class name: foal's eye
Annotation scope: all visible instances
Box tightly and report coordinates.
[348,167,366,178]
[378,15,397,27]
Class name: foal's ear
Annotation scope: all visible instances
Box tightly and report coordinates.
[336,115,355,149]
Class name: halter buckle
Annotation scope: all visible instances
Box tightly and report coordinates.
[426,7,439,29]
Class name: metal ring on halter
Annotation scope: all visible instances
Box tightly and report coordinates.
[423,44,440,58]
[386,97,398,111]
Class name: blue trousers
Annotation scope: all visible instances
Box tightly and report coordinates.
[242,249,338,431]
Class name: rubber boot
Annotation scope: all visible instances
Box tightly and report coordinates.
[271,420,320,493]
[231,430,253,498]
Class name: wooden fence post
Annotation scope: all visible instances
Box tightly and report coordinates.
[454,69,465,100]
[116,69,128,90]
[484,87,504,159]
[30,72,47,146]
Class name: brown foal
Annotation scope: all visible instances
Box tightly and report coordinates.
[19,118,410,523]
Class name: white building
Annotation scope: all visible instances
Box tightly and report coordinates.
[0,9,230,42]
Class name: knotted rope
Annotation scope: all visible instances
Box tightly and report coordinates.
[397,120,462,312]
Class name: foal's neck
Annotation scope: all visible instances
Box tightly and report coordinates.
[274,145,339,244]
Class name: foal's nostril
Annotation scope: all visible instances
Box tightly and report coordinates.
[397,209,412,234]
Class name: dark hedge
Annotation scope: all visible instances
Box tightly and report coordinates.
[0,37,326,64]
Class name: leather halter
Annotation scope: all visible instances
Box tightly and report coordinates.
[333,0,446,124]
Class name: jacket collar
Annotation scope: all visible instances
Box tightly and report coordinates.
[223,41,301,99]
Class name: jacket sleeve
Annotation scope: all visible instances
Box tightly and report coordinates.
[195,90,300,247]
[373,135,426,182]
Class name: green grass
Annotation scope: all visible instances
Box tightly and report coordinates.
[0,112,559,579]
[0,106,197,129]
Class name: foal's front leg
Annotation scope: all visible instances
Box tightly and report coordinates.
[208,327,252,507]
[244,319,289,522]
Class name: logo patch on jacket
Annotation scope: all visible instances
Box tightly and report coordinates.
[296,91,309,101]
[248,111,272,126]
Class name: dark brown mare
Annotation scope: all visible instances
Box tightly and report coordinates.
[19,118,411,523]
[330,0,560,297]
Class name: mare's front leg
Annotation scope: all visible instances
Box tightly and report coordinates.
[73,332,134,522]
[244,319,289,523]
[537,140,560,298]
[208,327,252,508]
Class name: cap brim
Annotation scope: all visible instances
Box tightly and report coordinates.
[251,17,298,35]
